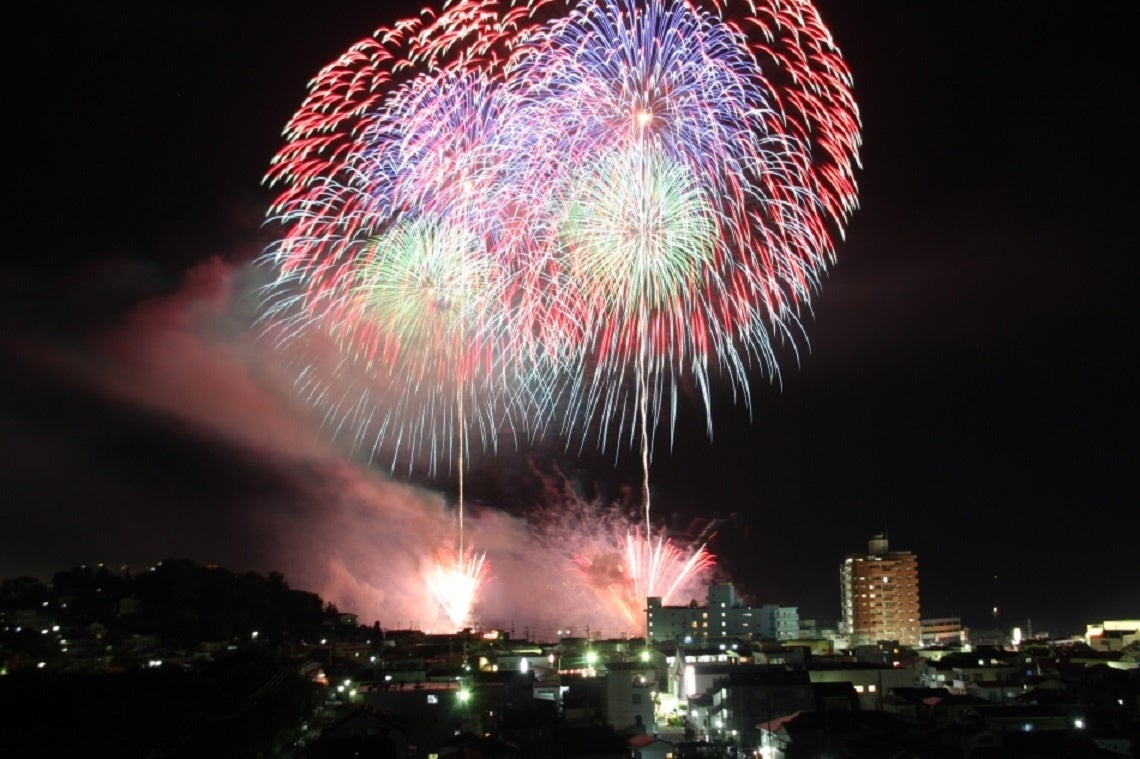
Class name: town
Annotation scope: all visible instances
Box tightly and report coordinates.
[1,540,1136,757]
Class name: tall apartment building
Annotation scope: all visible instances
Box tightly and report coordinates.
[840,534,921,647]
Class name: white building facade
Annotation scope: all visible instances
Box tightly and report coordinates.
[647,584,799,643]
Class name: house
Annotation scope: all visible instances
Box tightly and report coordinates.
[628,733,674,759]
[756,710,919,758]
[439,734,526,757]
[307,705,415,758]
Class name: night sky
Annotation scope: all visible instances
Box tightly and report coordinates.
[4,1,1135,637]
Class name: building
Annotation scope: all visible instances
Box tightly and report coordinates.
[807,661,914,711]
[921,616,964,646]
[840,534,921,647]
[647,584,799,643]
[603,660,659,733]
[708,667,815,748]
[646,597,706,642]
[758,605,800,641]
[1085,619,1140,652]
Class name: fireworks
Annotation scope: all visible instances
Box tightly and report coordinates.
[262,0,859,472]
[259,0,859,624]
[260,8,546,474]
[425,547,492,629]
[531,471,715,631]
[507,0,859,445]
[574,528,715,628]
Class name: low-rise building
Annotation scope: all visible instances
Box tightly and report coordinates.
[647,584,799,643]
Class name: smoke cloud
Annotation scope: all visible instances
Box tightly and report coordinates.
[2,255,713,637]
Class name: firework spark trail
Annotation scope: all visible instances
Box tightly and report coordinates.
[623,528,715,606]
[259,0,858,626]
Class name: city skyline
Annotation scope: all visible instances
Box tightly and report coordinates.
[2,1,1135,636]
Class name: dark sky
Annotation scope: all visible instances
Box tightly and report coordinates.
[3,1,1135,637]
